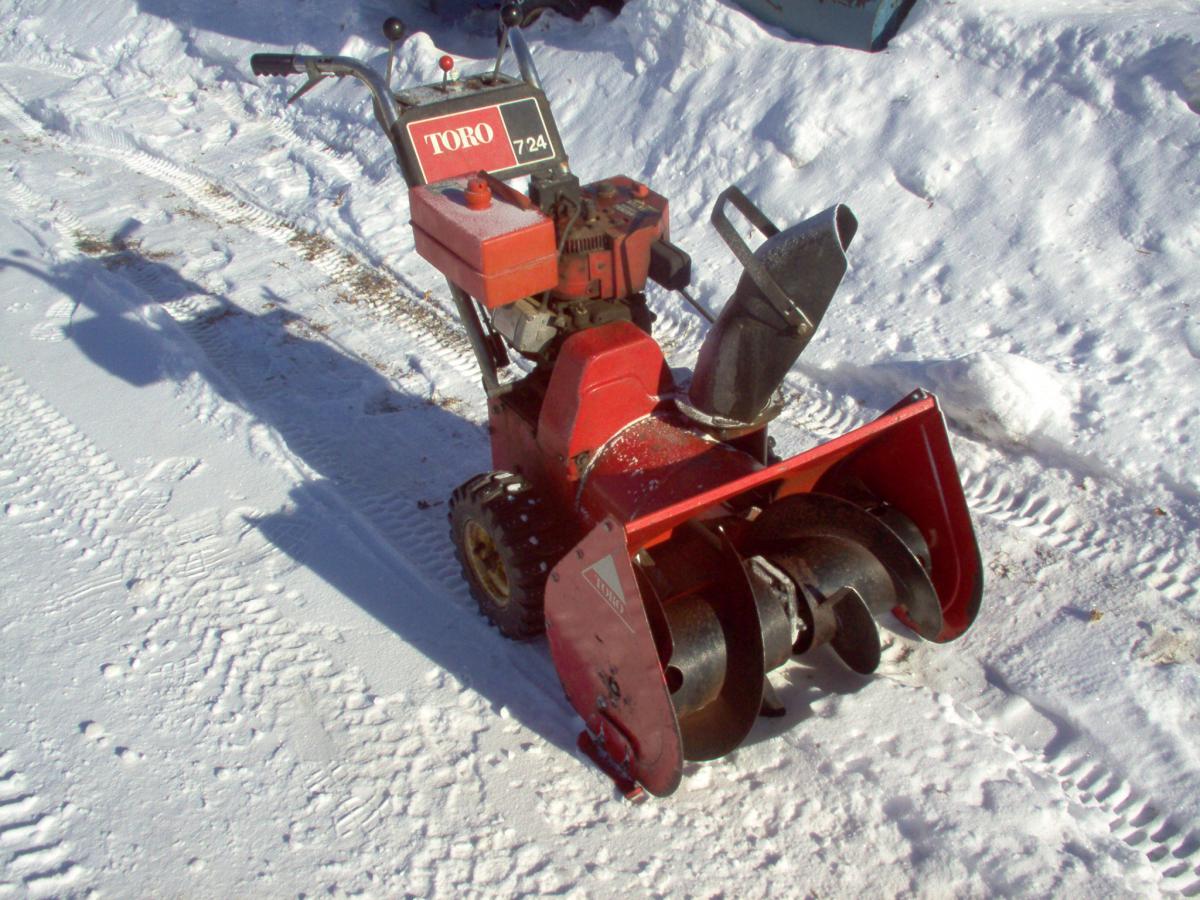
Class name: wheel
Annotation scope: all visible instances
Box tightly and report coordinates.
[448,471,567,640]
[513,1,623,27]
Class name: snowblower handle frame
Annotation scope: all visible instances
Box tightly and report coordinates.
[249,53,405,168]
[710,186,814,335]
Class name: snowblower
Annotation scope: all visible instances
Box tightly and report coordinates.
[250,3,982,797]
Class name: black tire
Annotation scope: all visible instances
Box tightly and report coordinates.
[448,471,566,640]
[515,0,623,27]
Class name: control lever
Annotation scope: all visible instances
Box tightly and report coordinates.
[491,3,524,83]
[438,55,456,91]
[288,59,330,105]
[382,17,407,91]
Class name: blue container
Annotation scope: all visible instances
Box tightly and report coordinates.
[730,0,919,52]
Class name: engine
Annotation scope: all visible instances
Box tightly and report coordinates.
[411,168,690,364]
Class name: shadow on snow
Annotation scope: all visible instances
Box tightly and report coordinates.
[1,226,583,758]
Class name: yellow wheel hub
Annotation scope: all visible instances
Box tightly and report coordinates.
[464,519,510,607]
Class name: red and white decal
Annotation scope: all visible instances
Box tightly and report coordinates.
[407,105,517,184]
[582,554,636,634]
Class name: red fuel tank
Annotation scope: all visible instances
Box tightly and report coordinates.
[410,173,559,308]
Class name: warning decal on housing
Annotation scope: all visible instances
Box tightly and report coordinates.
[582,554,635,632]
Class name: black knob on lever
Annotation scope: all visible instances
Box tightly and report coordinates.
[382,17,407,92]
[500,3,524,28]
[382,17,407,43]
[489,3,525,83]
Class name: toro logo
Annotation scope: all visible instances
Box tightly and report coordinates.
[582,555,636,635]
[407,105,518,184]
[423,122,496,156]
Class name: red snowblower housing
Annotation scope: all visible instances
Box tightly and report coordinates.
[249,2,982,798]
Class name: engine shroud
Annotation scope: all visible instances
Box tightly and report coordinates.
[553,175,669,302]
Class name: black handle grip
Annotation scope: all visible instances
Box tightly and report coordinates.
[250,54,299,77]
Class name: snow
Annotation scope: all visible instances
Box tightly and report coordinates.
[0,0,1198,896]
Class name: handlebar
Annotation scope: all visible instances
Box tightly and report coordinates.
[249,53,300,77]
[249,53,402,151]
[248,10,545,175]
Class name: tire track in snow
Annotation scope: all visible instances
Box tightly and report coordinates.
[0,366,539,894]
[209,81,367,184]
[0,89,481,602]
[0,77,477,382]
[154,286,471,597]
[1051,751,1200,896]
[957,460,1199,606]
[775,378,873,445]
[0,750,85,899]
[921,674,1200,896]
[961,467,1111,562]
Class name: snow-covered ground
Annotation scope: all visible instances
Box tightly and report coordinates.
[1,0,1198,895]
